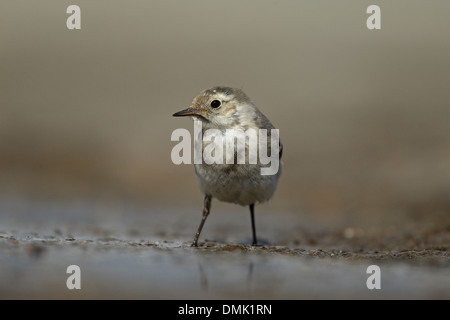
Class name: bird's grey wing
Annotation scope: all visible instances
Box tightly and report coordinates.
[279,141,283,160]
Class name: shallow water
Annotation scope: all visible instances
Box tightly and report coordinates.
[1,196,448,299]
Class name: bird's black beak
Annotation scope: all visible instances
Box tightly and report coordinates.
[173,107,208,121]
[173,107,197,117]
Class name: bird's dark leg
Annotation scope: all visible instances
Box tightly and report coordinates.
[250,203,257,246]
[192,194,212,247]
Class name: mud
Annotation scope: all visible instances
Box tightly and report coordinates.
[0,197,448,299]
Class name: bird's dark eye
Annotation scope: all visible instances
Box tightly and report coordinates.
[210,100,221,108]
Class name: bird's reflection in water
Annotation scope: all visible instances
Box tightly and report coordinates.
[197,261,255,293]
[247,262,254,290]
[198,263,208,292]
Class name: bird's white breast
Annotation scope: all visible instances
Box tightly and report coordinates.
[194,162,281,206]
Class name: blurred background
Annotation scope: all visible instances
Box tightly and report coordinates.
[1,0,449,243]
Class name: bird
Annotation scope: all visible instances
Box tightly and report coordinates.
[173,86,282,247]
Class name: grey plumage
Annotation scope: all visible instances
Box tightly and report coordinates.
[173,86,282,246]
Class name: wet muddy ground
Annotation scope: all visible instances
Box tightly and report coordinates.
[1,197,448,299]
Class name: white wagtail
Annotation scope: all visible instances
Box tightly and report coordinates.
[173,87,282,246]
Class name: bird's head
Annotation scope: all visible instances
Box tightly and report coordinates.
[173,87,258,129]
